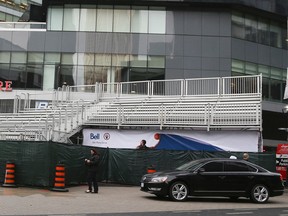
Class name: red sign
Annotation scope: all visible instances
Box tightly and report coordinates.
[276,144,288,180]
[0,81,12,91]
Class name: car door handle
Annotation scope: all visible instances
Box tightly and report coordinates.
[248,176,254,179]
[218,176,226,179]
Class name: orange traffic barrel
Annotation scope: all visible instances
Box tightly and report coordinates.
[147,166,156,174]
[51,163,69,192]
[2,161,17,187]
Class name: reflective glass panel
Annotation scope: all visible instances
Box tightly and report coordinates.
[270,21,282,48]
[80,6,96,32]
[26,64,43,89]
[148,56,165,68]
[96,7,113,32]
[257,18,270,45]
[112,55,129,67]
[232,59,245,75]
[270,79,281,101]
[95,54,111,66]
[9,64,26,88]
[58,65,76,86]
[44,53,61,64]
[245,62,257,75]
[78,53,95,66]
[232,12,245,39]
[270,67,282,80]
[61,53,77,65]
[245,15,257,42]
[11,52,26,64]
[113,7,130,33]
[258,65,269,78]
[0,52,10,63]
[47,6,63,30]
[63,5,80,31]
[130,55,147,67]
[131,7,148,33]
[149,9,166,34]
[28,53,44,63]
[0,64,10,80]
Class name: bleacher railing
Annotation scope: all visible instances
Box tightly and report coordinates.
[66,75,261,100]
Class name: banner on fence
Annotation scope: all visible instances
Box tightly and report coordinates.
[82,129,259,152]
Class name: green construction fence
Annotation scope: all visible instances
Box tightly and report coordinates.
[0,141,276,187]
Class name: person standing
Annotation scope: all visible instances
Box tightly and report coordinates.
[85,149,100,193]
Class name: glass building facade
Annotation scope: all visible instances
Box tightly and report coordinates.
[0,0,288,147]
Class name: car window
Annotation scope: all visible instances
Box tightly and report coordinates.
[224,161,257,172]
[201,161,223,172]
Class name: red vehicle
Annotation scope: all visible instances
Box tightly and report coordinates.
[276,144,288,182]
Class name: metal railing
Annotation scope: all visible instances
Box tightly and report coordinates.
[95,75,261,99]
[0,22,46,31]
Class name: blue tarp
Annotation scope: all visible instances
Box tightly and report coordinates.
[154,134,224,151]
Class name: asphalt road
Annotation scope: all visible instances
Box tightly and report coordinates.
[0,184,287,216]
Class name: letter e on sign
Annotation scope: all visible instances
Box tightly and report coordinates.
[0,81,12,91]
[5,81,12,91]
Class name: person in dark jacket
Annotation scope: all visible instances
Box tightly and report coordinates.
[85,149,100,193]
[136,139,149,150]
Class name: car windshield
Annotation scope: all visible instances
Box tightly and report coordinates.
[176,160,205,171]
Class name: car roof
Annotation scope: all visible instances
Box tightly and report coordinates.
[194,158,268,171]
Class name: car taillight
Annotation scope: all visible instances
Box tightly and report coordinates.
[279,174,283,182]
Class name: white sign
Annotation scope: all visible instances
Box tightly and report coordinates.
[82,129,259,152]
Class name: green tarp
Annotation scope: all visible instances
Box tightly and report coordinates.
[0,141,276,187]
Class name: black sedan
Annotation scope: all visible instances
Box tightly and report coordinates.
[140,158,284,203]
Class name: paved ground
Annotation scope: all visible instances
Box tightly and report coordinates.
[0,184,287,216]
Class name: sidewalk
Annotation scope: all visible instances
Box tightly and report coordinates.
[0,184,287,215]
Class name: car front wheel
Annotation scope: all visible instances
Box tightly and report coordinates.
[250,184,269,203]
[169,181,188,201]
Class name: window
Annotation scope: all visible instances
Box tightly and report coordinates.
[245,62,257,75]
[48,5,166,34]
[149,8,166,34]
[96,6,113,32]
[257,18,270,45]
[0,52,10,63]
[78,53,95,66]
[79,6,96,31]
[63,5,80,31]
[47,6,63,30]
[232,12,245,39]
[148,56,165,68]
[270,21,282,48]
[201,161,223,172]
[113,7,131,33]
[232,59,245,76]
[232,59,286,102]
[231,11,286,49]
[245,15,257,42]
[224,162,256,172]
[131,7,148,33]
[11,52,26,64]
[270,67,282,101]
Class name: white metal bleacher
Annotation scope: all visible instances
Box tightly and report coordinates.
[0,75,262,143]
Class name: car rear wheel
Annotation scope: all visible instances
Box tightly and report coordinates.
[250,184,269,203]
[169,181,188,201]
